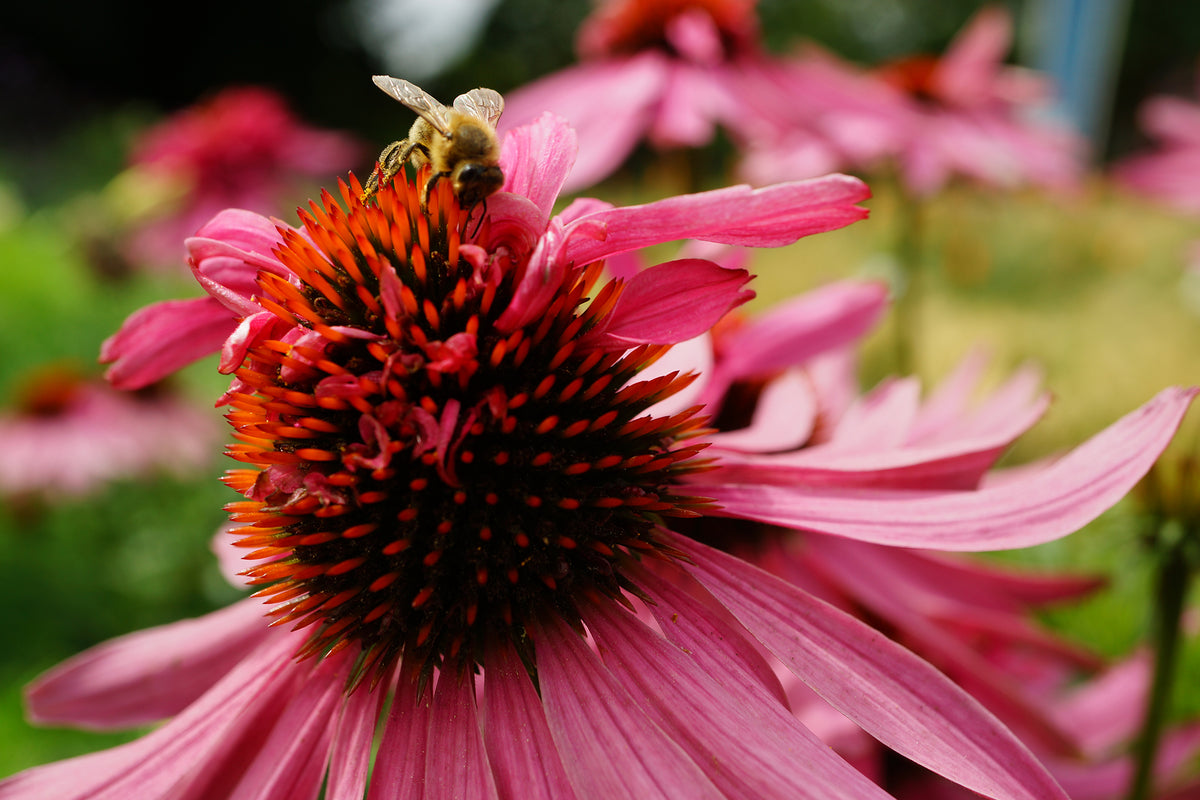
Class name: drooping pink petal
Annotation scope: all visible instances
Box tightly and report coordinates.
[424,671,499,800]
[882,548,1104,609]
[692,387,1196,550]
[0,634,302,800]
[563,174,871,266]
[366,662,430,800]
[582,592,895,799]
[801,535,1084,757]
[533,613,725,800]
[911,358,1046,445]
[578,259,752,352]
[626,560,790,708]
[26,599,270,730]
[226,652,350,800]
[100,297,238,390]
[669,531,1071,800]
[649,61,736,148]
[323,682,388,800]
[483,639,580,800]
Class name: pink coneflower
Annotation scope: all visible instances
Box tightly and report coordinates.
[121,86,365,269]
[498,0,788,192]
[4,113,1194,800]
[0,363,219,503]
[740,5,1086,196]
[1112,66,1200,214]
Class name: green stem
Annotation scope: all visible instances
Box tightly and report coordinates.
[892,191,925,376]
[1126,523,1193,800]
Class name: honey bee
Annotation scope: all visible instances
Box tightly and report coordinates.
[362,75,505,210]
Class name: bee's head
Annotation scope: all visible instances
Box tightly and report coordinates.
[453,162,504,207]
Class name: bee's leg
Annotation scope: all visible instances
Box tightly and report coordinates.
[362,140,430,201]
[466,198,487,239]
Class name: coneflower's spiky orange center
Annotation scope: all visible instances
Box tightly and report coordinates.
[223,170,711,683]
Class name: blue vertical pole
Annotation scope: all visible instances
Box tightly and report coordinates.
[1023,0,1133,159]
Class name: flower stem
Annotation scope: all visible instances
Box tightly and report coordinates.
[892,191,925,375]
[1127,519,1194,800]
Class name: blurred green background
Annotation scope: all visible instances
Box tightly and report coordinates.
[2,0,1200,780]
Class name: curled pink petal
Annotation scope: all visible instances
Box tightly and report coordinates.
[564,174,870,265]
[100,297,238,390]
[694,387,1197,550]
[26,600,270,730]
[578,259,752,352]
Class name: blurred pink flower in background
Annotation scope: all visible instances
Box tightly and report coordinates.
[0,363,219,503]
[498,0,790,192]
[120,86,365,269]
[1112,66,1200,214]
[740,5,1087,196]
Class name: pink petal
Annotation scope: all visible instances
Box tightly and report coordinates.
[424,672,499,800]
[533,613,725,800]
[1050,652,1151,758]
[498,55,668,193]
[219,310,283,374]
[825,377,922,452]
[324,682,388,800]
[367,662,430,800]
[578,259,752,351]
[563,174,871,267]
[483,640,580,800]
[582,591,895,799]
[640,333,714,418]
[693,387,1197,550]
[882,549,1104,608]
[700,280,888,404]
[801,536,1084,757]
[27,599,270,730]
[189,208,287,259]
[0,635,301,800]
[493,216,574,333]
[709,383,1047,491]
[707,370,817,452]
[228,653,350,800]
[627,560,790,708]
[499,113,578,219]
[932,5,1012,106]
[100,297,238,390]
[669,531,1071,800]
[1140,95,1200,147]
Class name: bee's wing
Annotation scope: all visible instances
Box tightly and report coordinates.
[372,75,453,136]
[453,88,504,128]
